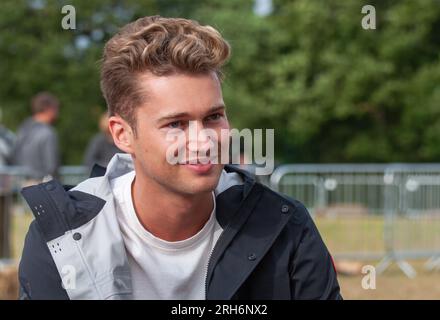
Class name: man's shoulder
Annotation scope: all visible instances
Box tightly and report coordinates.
[23,121,57,142]
[255,182,312,226]
[88,132,107,147]
[38,123,57,137]
[21,177,107,240]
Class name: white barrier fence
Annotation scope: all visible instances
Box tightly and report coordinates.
[270,164,440,277]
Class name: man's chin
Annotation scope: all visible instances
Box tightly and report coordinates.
[176,163,223,194]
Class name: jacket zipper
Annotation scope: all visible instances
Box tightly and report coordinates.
[204,181,259,299]
[204,222,227,299]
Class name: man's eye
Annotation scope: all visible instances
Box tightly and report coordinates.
[168,121,182,128]
[206,113,222,121]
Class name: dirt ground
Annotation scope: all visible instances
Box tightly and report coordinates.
[338,261,440,299]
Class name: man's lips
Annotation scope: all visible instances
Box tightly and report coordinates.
[178,157,217,164]
[180,161,214,173]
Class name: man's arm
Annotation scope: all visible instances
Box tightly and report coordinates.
[40,129,60,179]
[289,204,342,300]
[18,220,69,300]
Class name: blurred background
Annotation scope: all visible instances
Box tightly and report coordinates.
[1,0,440,299]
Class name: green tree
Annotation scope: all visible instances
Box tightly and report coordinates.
[2,0,440,165]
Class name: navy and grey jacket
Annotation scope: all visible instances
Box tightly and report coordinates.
[18,154,342,300]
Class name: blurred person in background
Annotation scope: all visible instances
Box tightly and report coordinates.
[0,123,16,166]
[11,92,60,182]
[83,112,123,170]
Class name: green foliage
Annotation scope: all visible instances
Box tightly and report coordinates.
[1,0,440,164]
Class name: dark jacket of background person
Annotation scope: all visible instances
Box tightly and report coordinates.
[12,117,59,180]
[83,112,123,170]
[83,132,121,169]
[18,154,342,300]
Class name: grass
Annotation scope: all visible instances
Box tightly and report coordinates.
[315,216,440,257]
[315,216,385,255]
[315,216,440,299]
[10,208,33,260]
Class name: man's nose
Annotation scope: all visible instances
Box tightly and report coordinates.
[187,122,214,154]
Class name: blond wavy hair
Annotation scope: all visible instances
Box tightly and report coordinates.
[100,15,231,132]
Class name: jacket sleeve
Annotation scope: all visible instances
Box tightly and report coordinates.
[289,204,342,300]
[18,220,69,300]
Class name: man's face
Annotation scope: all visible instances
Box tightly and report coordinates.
[112,71,230,196]
[47,105,59,124]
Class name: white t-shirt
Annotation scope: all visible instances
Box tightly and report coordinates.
[110,170,223,300]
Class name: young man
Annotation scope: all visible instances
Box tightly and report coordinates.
[18,16,342,300]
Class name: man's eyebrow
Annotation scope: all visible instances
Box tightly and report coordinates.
[156,104,226,123]
[206,104,226,114]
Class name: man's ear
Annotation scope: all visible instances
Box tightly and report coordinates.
[108,115,135,154]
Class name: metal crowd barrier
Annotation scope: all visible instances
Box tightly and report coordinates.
[270,164,440,277]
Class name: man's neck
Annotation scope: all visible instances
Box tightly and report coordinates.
[131,173,214,242]
[33,114,51,125]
